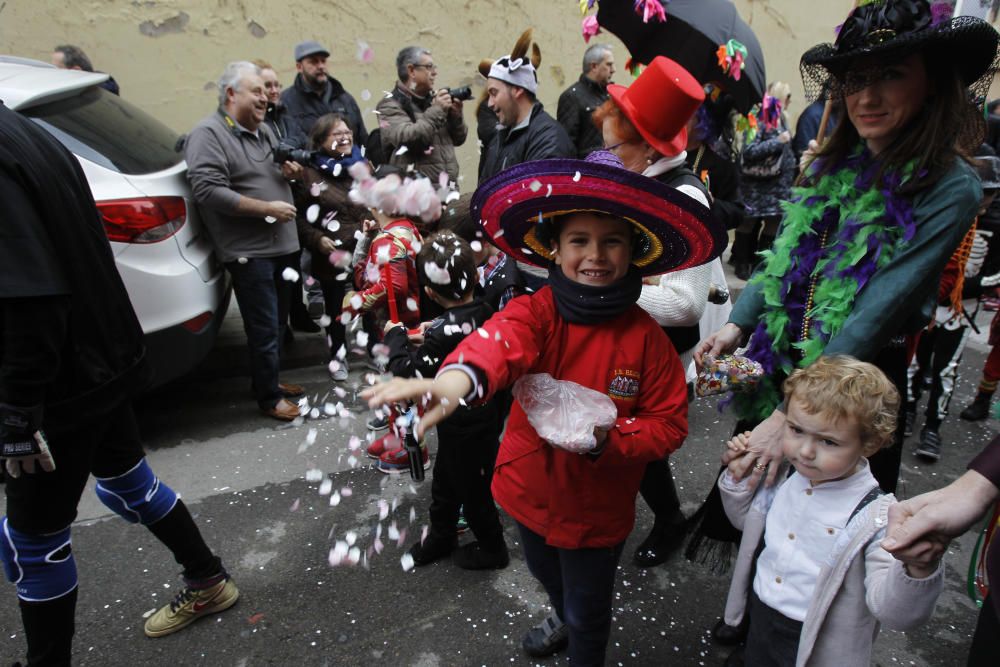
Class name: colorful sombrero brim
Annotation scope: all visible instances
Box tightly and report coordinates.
[470,158,726,277]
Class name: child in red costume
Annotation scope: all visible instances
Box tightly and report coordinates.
[363,151,725,664]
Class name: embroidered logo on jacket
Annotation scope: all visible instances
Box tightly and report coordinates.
[608,369,640,400]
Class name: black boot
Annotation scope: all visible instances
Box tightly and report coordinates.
[729,230,757,277]
[712,615,749,646]
[961,392,993,421]
[633,517,688,567]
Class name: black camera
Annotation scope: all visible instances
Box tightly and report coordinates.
[446,86,473,102]
[273,142,315,165]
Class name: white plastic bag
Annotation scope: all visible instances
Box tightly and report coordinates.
[512,373,618,453]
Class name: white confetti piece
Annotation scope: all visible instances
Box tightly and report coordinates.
[477,328,489,338]
[237,257,248,264]
[350,294,363,310]
[356,330,370,347]
[529,180,543,192]
[318,479,333,496]
[309,407,320,419]
[332,163,342,177]
[378,499,389,520]
[305,468,323,482]
[345,531,358,546]
[348,435,361,451]
[424,261,452,285]
[318,314,332,327]
[406,298,419,311]
[545,184,553,197]
[142,608,158,619]
[361,89,372,101]
[409,506,416,523]
[306,204,320,223]
[394,146,409,156]
[573,171,582,182]
[264,216,277,224]
[289,498,300,512]
[329,491,341,506]
[340,486,353,497]
[401,553,415,571]
[470,241,482,252]
[281,267,300,282]
[329,541,349,566]
[310,182,322,197]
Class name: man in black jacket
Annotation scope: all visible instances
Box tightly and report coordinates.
[280,40,368,146]
[478,53,573,183]
[0,102,237,665]
[557,43,614,158]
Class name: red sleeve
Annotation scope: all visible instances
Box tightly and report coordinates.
[594,326,689,467]
[441,293,547,398]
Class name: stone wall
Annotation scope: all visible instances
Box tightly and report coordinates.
[0,1,935,181]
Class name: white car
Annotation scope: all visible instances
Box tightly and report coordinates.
[0,57,229,386]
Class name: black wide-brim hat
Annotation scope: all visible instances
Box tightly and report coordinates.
[470,151,726,277]
[800,1,1000,101]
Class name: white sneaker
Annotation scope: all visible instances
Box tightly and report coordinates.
[330,360,349,382]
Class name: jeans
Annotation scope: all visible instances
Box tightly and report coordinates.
[516,522,624,666]
[226,253,295,409]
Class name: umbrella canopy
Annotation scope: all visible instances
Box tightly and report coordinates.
[596,0,766,113]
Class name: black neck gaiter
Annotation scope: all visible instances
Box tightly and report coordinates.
[547,265,643,325]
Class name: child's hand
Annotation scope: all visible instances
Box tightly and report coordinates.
[903,560,940,580]
[725,431,752,459]
[725,450,751,477]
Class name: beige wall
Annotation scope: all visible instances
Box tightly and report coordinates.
[0,1,872,180]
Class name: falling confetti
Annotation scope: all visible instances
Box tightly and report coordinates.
[237,257,248,264]
[424,262,452,285]
[361,89,372,101]
[394,146,409,156]
[318,478,333,495]
[573,171,582,182]
[264,216,277,224]
[305,468,323,482]
[329,491,341,506]
[401,553,415,571]
[306,204,320,223]
[406,298,419,311]
[282,267,300,282]
[356,40,375,63]
[318,314,332,327]
[529,180,543,193]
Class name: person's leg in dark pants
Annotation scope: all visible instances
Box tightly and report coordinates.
[226,254,292,410]
[742,590,802,667]
[871,344,907,493]
[635,458,687,566]
[320,277,348,360]
[517,522,624,665]
[968,595,999,666]
[446,418,506,568]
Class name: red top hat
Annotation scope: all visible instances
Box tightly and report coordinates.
[607,57,705,158]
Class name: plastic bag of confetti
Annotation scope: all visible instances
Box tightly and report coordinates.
[512,373,617,453]
[695,354,764,397]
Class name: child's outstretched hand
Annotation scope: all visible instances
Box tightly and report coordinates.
[725,431,752,459]
[362,369,473,439]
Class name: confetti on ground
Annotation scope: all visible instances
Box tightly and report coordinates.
[248,613,266,625]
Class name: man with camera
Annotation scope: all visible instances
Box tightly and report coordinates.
[375,46,468,183]
[185,61,305,421]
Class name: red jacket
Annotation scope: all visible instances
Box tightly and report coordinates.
[443,288,688,548]
[350,218,421,327]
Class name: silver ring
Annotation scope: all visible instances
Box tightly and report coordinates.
[753,463,768,472]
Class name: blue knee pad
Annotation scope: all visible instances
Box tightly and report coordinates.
[0,518,77,601]
[95,458,178,525]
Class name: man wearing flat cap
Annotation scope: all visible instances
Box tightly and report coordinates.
[280,40,368,146]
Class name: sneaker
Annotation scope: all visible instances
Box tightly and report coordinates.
[915,427,942,461]
[366,432,400,460]
[902,410,916,438]
[366,413,390,432]
[452,541,509,570]
[376,445,430,474]
[407,534,457,566]
[329,361,349,382]
[522,612,569,658]
[144,577,239,638]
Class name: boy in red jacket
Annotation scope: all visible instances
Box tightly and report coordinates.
[364,151,725,663]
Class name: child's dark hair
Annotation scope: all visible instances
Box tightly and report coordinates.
[417,231,477,301]
[437,192,476,243]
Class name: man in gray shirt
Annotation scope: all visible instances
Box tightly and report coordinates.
[185,61,304,421]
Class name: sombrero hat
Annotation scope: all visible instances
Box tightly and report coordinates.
[470,151,725,277]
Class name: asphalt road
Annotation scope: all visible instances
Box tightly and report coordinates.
[0,299,995,666]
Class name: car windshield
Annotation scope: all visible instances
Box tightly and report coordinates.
[22,86,182,174]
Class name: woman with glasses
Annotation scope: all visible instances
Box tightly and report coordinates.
[292,113,372,380]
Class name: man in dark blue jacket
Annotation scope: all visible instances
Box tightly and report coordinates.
[280,40,368,146]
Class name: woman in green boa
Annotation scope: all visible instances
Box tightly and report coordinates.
[696,0,997,495]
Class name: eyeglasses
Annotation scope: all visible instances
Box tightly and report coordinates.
[413,63,438,72]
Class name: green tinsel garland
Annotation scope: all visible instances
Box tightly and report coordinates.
[733,158,912,422]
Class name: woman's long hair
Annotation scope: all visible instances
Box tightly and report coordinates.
[809,53,983,194]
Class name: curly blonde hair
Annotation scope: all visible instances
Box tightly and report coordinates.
[783,356,899,451]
